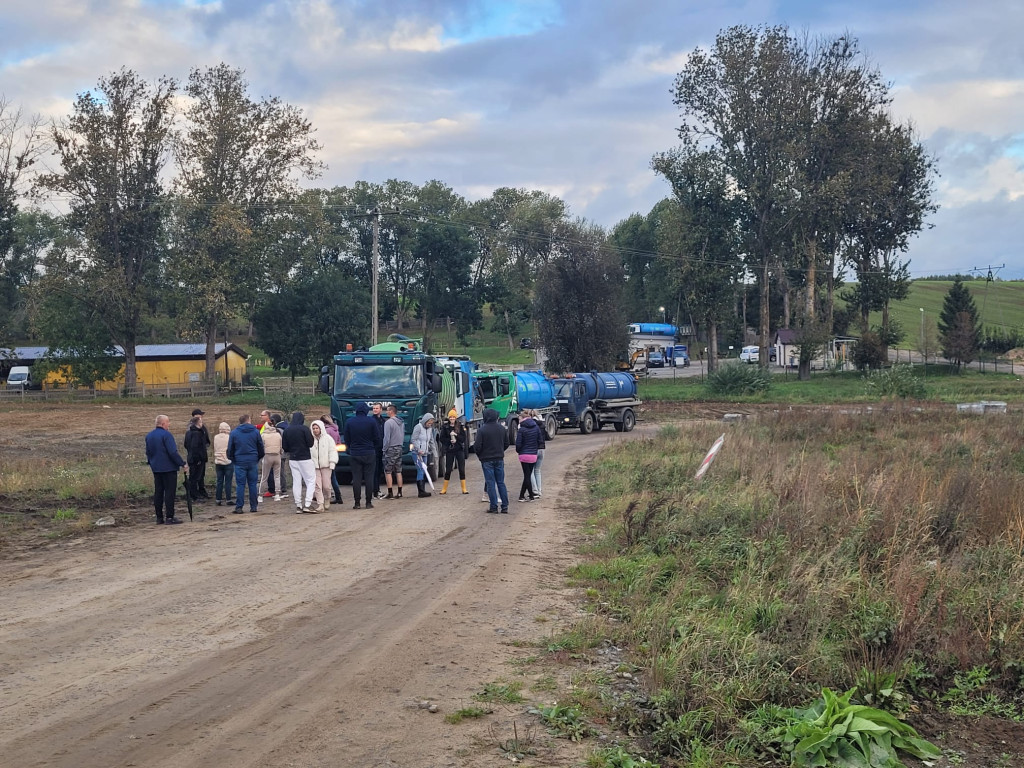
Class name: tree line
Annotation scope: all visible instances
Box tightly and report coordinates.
[1,27,951,383]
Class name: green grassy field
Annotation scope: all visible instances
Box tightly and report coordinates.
[853,279,1024,338]
[639,366,1024,404]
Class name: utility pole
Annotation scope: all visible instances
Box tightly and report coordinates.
[371,207,380,347]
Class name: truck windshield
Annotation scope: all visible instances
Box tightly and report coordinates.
[555,382,572,398]
[8,372,26,381]
[335,364,423,399]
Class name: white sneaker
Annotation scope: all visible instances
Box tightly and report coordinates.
[274,495,283,501]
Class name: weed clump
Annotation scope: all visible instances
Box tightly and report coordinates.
[705,363,772,396]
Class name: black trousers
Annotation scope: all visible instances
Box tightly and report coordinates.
[350,453,375,503]
[187,460,207,498]
[519,462,536,500]
[153,470,179,520]
[443,450,466,480]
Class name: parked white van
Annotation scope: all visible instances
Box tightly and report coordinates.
[5,365,33,389]
[739,346,759,363]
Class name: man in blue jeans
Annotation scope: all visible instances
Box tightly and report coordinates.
[227,413,265,514]
[473,407,509,513]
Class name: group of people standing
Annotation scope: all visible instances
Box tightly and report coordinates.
[145,403,549,524]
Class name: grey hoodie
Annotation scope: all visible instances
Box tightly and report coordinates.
[411,413,435,456]
[383,414,405,451]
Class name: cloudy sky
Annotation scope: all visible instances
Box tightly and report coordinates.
[2,0,1022,278]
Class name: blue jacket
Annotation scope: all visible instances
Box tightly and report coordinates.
[146,427,186,473]
[515,417,544,457]
[343,402,378,457]
[227,422,265,466]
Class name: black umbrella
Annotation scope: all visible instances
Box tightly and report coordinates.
[182,475,193,521]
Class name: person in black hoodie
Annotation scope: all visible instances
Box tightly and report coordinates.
[188,408,211,498]
[514,410,543,502]
[282,411,316,513]
[343,401,378,510]
[184,414,210,502]
[474,407,509,513]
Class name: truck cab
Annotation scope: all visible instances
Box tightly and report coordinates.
[320,337,444,478]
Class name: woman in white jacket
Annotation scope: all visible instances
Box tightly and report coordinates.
[310,419,338,511]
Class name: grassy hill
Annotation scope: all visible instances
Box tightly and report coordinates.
[853,279,1024,337]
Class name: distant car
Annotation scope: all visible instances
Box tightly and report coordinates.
[519,338,534,349]
[648,351,665,368]
[673,352,690,367]
[739,346,777,364]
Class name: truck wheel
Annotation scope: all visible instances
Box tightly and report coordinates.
[580,412,595,435]
[622,409,636,432]
[544,415,558,441]
[507,419,518,445]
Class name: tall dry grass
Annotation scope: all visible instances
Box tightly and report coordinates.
[577,407,1024,761]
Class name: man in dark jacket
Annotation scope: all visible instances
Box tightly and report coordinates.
[145,414,187,525]
[474,407,509,513]
[189,407,211,498]
[370,402,386,499]
[184,414,210,502]
[344,401,379,510]
[282,411,315,512]
[227,414,265,514]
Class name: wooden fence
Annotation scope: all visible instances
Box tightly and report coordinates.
[0,382,218,402]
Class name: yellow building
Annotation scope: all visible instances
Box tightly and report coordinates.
[4,343,249,389]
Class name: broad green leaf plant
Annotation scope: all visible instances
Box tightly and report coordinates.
[781,687,940,768]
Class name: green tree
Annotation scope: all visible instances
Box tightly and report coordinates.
[0,99,46,343]
[651,150,743,372]
[30,289,123,388]
[252,270,369,380]
[172,63,323,380]
[534,221,628,373]
[938,278,980,369]
[37,69,177,390]
[668,26,804,367]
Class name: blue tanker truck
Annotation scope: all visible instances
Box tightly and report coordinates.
[553,371,640,433]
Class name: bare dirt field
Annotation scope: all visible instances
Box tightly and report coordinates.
[2,402,1020,767]
[0,401,634,767]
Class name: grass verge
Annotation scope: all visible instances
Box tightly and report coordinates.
[551,407,1024,766]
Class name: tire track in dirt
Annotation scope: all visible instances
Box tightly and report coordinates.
[1,429,651,767]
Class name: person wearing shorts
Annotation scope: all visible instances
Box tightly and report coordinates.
[382,404,405,499]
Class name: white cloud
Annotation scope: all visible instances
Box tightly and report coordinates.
[893,79,1024,137]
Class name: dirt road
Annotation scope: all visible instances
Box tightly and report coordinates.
[0,428,640,767]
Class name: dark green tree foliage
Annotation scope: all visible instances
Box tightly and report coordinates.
[1,211,55,340]
[668,26,804,365]
[31,291,122,387]
[851,330,887,370]
[650,151,742,372]
[938,278,980,368]
[467,187,565,348]
[37,69,176,389]
[252,269,369,380]
[173,63,323,378]
[0,100,46,343]
[535,222,628,373]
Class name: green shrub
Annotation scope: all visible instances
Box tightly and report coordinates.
[863,364,925,399]
[705,363,772,395]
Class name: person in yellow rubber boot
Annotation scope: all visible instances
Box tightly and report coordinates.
[439,409,469,494]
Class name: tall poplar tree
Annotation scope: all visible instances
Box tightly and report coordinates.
[38,69,176,389]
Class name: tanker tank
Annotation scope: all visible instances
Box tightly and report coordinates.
[515,370,556,410]
[572,372,638,401]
